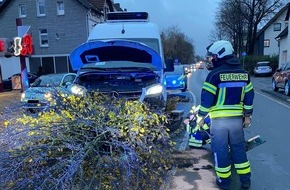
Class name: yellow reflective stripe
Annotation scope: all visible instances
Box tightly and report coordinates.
[215,165,232,178]
[235,161,251,174]
[217,87,226,105]
[243,105,253,110]
[236,167,251,175]
[178,75,185,80]
[202,123,209,130]
[245,82,253,92]
[189,139,203,143]
[211,104,243,111]
[241,86,245,102]
[215,165,231,172]
[188,142,203,147]
[200,105,210,113]
[216,171,231,178]
[202,82,217,95]
[188,138,203,147]
[209,110,243,118]
[235,161,250,168]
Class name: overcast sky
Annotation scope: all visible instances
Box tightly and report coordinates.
[114,0,220,57]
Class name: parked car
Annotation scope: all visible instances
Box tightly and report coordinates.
[253,61,272,76]
[183,65,191,74]
[205,62,214,70]
[195,61,205,69]
[164,65,187,92]
[21,73,77,111]
[272,61,290,96]
[2,72,38,91]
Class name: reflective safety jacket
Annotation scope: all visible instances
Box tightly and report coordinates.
[198,58,254,119]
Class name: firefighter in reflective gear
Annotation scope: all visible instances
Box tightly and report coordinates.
[186,114,211,148]
[197,40,254,190]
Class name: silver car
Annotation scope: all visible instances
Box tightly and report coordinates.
[21,73,76,111]
[253,61,273,76]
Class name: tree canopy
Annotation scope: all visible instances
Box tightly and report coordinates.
[161,25,195,64]
[212,0,285,56]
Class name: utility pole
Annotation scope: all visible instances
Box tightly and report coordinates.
[242,51,247,69]
[16,18,29,92]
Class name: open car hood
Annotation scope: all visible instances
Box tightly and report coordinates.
[69,40,163,71]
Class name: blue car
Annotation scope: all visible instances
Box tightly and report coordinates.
[164,65,187,92]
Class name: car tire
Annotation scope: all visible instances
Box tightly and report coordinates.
[272,79,278,91]
[181,88,187,92]
[181,83,187,92]
[284,81,290,96]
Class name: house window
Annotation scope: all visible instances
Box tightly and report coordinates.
[57,1,65,15]
[39,28,49,47]
[37,0,46,17]
[264,39,270,47]
[273,23,281,31]
[19,4,26,18]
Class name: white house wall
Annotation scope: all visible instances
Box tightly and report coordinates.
[285,18,290,67]
[264,12,287,56]
[278,37,288,67]
[0,57,31,80]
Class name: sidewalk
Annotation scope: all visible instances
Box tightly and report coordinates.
[165,130,220,190]
[0,90,21,113]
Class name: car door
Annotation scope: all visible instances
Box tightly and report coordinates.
[61,74,76,87]
[283,62,290,85]
[274,63,287,87]
[280,62,290,87]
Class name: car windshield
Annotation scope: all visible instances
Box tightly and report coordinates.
[168,65,184,75]
[31,74,63,87]
[127,38,160,54]
[257,62,270,66]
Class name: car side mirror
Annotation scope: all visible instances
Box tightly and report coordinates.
[65,81,72,87]
[164,58,174,72]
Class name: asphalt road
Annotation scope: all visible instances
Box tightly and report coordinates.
[180,69,290,190]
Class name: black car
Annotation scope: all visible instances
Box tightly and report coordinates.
[2,72,38,91]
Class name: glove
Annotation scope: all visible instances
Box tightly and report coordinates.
[196,115,205,129]
[243,116,252,128]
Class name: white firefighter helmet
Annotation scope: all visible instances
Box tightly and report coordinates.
[206,40,234,59]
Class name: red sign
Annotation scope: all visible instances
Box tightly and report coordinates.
[0,39,5,52]
[21,34,33,55]
[13,34,33,56]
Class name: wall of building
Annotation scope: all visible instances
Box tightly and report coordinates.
[0,0,103,79]
[0,57,26,80]
[278,37,288,67]
[263,12,287,56]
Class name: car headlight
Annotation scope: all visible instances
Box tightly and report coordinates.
[145,84,163,96]
[21,92,25,101]
[44,92,52,99]
[70,84,87,96]
[139,84,164,103]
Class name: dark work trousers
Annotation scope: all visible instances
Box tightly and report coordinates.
[210,116,251,188]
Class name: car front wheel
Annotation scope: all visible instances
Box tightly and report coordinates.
[272,79,278,92]
[181,83,187,92]
[284,81,290,96]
